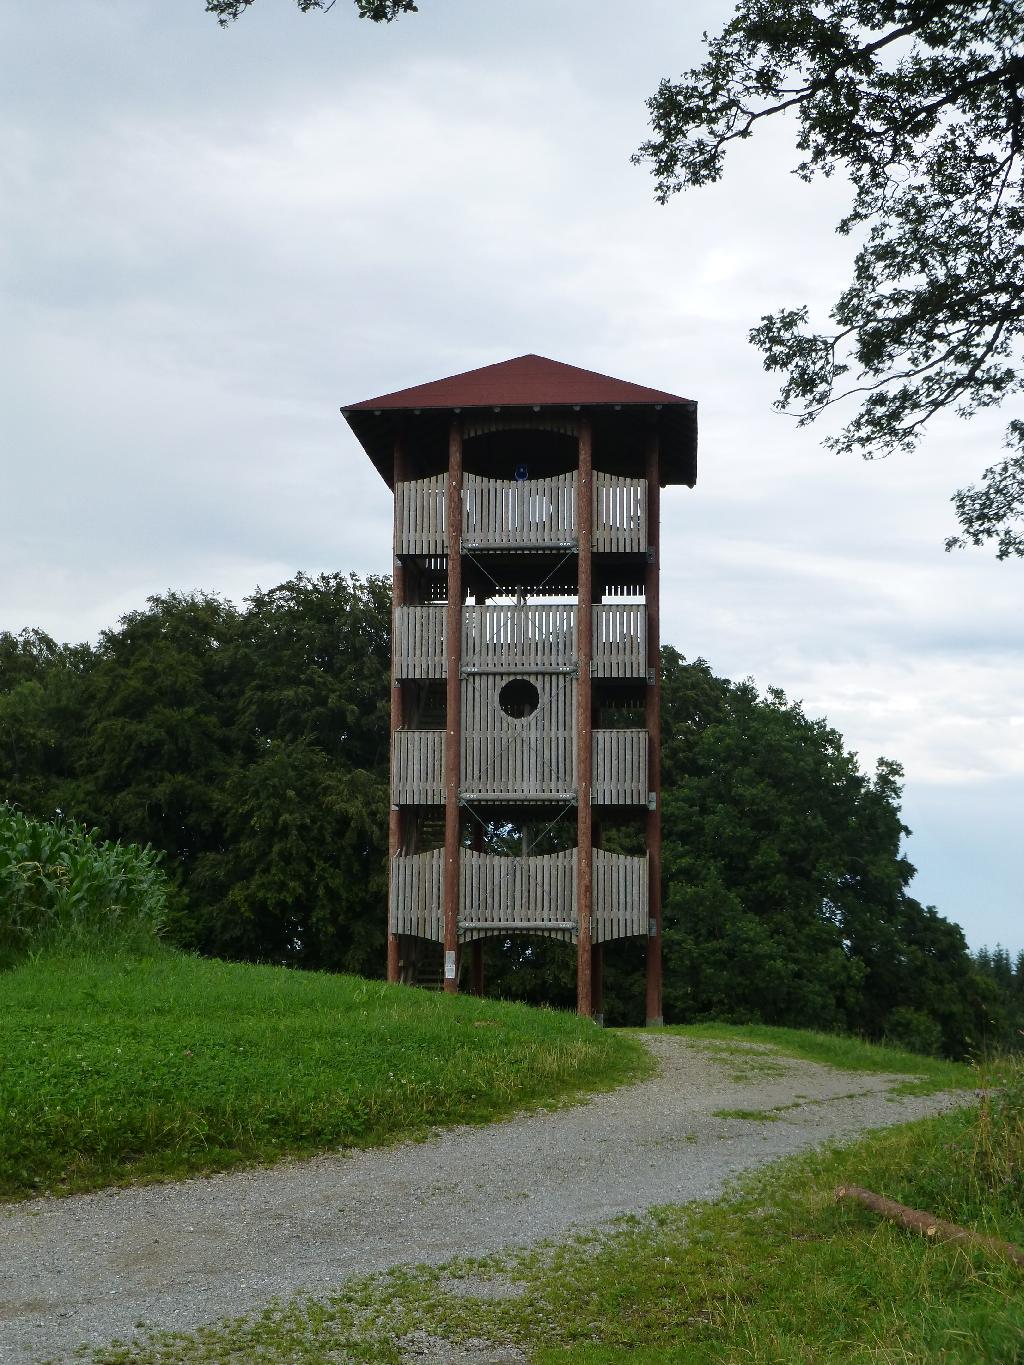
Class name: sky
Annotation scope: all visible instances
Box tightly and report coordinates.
[1,0,1020,953]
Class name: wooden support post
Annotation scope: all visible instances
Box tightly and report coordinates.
[387,436,408,984]
[645,430,663,1027]
[443,416,464,994]
[591,818,603,1021]
[576,414,594,1017]
[468,586,487,998]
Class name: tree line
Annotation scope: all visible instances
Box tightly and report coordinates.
[972,946,1024,1053]
[0,572,1003,1055]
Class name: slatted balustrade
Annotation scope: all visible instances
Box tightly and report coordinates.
[593,473,647,554]
[390,848,443,942]
[394,724,647,805]
[393,606,447,679]
[460,673,576,800]
[392,729,445,805]
[592,849,649,943]
[462,472,577,548]
[395,476,446,556]
[395,473,646,557]
[592,729,648,805]
[459,849,577,942]
[592,604,646,677]
[462,604,577,672]
[391,847,648,944]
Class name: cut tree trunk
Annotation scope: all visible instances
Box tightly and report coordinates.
[835,1185,1024,1268]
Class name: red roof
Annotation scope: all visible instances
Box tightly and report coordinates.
[344,353,694,411]
[341,353,698,488]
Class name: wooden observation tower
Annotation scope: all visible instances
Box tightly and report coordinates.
[342,354,697,1023]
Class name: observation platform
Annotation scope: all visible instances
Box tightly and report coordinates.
[390,847,649,945]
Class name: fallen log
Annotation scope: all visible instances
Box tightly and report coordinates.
[835,1185,1024,1268]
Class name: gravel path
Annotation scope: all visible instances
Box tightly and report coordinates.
[0,1035,971,1363]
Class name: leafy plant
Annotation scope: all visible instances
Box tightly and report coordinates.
[0,805,169,966]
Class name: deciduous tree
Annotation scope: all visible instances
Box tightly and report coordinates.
[636,0,1024,558]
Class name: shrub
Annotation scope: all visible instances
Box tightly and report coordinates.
[0,804,170,965]
[884,1005,945,1058]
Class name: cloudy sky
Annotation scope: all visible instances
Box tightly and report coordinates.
[2,0,1020,952]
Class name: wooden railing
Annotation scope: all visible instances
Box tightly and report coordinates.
[592,850,649,943]
[459,849,577,942]
[460,673,576,800]
[392,729,445,805]
[593,474,647,554]
[462,472,577,549]
[392,723,647,805]
[390,848,443,942]
[390,847,648,944]
[393,473,647,557]
[393,603,646,679]
[462,604,577,672]
[395,475,446,556]
[393,606,447,679]
[592,729,648,805]
[592,604,646,677]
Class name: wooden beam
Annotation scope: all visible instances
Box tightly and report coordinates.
[443,416,464,994]
[645,430,663,1027]
[387,435,408,984]
[576,414,594,1017]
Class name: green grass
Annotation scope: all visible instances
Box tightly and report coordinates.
[70,1054,1024,1364]
[0,949,648,1200]
[664,1022,978,1094]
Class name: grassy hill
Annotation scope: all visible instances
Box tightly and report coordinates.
[0,949,647,1200]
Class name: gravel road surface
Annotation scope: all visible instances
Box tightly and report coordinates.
[0,1034,970,1363]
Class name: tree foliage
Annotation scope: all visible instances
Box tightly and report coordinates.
[0,574,391,975]
[973,943,1024,1049]
[205,0,416,26]
[654,650,994,1056]
[637,0,1024,557]
[0,577,997,1054]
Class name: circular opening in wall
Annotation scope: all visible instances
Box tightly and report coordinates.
[498,678,540,719]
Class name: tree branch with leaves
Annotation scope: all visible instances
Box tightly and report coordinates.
[636,0,1024,558]
[205,0,416,26]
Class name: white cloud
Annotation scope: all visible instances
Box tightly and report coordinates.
[1,0,1021,950]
